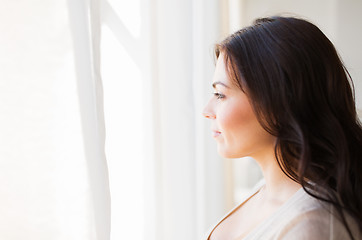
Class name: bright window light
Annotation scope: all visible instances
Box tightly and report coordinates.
[101,6,145,238]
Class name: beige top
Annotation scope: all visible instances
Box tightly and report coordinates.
[205,179,361,240]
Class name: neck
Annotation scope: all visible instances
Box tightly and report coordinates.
[253,152,301,204]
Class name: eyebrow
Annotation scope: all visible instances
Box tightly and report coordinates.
[212,81,230,89]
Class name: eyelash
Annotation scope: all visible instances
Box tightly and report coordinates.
[213,92,225,99]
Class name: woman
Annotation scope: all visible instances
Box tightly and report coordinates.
[203,16,362,240]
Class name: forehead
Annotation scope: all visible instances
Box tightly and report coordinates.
[213,54,229,84]
[213,53,247,92]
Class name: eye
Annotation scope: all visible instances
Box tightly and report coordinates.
[213,92,225,99]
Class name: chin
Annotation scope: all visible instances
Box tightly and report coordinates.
[217,147,245,159]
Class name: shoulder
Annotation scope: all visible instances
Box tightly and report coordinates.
[274,192,360,240]
[275,208,330,239]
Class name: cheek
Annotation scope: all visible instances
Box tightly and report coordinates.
[218,101,256,133]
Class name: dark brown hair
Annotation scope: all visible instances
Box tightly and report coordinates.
[215,16,362,239]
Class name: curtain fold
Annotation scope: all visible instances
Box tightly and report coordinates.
[67,0,111,239]
[144,0,225,239]
[98,0,225,238]
[0,1,110,239]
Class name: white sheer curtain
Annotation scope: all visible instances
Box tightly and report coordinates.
[0,1,110,239]
[147,0,225,238]
[0,0,226,239]
[100,0,226,239]
[1,0,226,239]
[67,0,111,239]
[147,0,222,238]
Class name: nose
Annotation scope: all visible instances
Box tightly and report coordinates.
[202,101,216,119]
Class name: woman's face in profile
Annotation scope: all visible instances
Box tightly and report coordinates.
[203,53,276,159]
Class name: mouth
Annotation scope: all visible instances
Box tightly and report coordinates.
[212,131,221,138]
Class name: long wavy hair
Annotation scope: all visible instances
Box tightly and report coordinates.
[215,16,362,239]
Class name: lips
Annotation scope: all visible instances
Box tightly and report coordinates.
[212,130,221,137]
